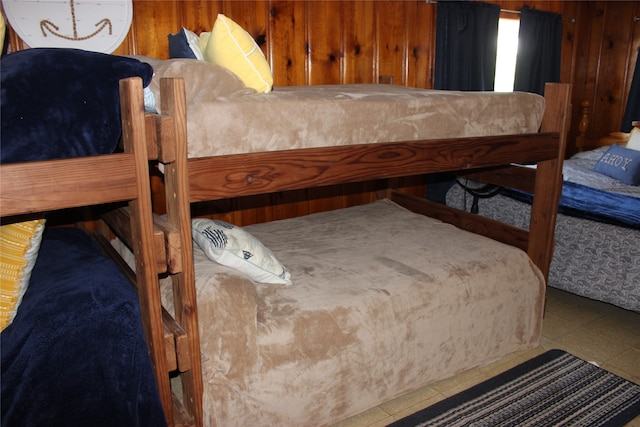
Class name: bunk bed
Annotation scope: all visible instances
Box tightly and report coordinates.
[0,49,197,427]
[448,109,640,312]
[138,58,572,426]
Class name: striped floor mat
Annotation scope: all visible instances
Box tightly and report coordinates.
[389,349,640,427]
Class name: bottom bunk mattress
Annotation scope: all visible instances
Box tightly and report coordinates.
[162,199,545,427]
[1,228,167,427]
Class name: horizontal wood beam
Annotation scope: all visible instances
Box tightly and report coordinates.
[386,190,529,252]
[187,133,559,202]
[1,154,137,217]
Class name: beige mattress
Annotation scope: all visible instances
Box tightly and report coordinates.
[160,199,545,427]
[145,58,546,159]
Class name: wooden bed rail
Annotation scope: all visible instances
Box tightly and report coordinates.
[159,77,204,427]
[97,78,200,427]
[185,133,560,203]
[0,154,138,217]
[109,77,180,426]
[439,84,571,280]
[528,83,572,280]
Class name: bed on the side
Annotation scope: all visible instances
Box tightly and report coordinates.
[0,49,195,427]
[141,59,571,426]
[448,121,640,312]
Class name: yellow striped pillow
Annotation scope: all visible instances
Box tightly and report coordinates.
[0,13,5,55]
[0,219,46,331]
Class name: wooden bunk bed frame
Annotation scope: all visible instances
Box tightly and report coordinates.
[146,78,572,426]
[1,77,199,427]
[1,74,572,426]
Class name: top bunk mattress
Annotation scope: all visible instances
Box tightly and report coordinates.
[145,59,546,159]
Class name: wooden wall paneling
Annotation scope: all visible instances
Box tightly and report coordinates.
[559,2,578,86]
[567,1,593,151]
[221,1,262,28]
[191,198,237,224]
[129,1,183,59]
[576,2,606,138]
[558,2,579,156]
[594,3,636,134]
[499,1,525,12]
[269,189,312,224]
[112,36,128,56]
[306,1,343,85]
[181,0,222,34]
[491,2,563,15]
[408,1,435,89]
[621,2,640,128]
[375,1,407,85]
[221,0,270,58]
[571,1,637,142]
[269,1,307,86]
[342,1,376,84]
[525,1,563,14]
[402,1,418,87]
[304,1,348,213]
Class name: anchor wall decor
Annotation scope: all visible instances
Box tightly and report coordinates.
[40,0,113,41]
[3,0,132,53]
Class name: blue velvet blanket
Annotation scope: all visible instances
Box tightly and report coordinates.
[503,147,640,230]
[1,228,167,427]
[1,48,153,163]
[503,180,640,229]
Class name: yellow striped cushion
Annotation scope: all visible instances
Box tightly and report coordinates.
[0,219,46,331]
[0,13,5,55]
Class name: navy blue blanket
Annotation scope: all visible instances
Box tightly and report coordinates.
[1,49,153,164]
[1,228,167,427]
[497,148,640,230]
[502,180,640,229]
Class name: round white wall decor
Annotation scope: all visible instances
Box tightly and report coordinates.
[2,0,132,53]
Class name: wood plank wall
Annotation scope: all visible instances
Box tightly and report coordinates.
[114,1,435,88]
[5,0,640,224]
[571,1,640,149]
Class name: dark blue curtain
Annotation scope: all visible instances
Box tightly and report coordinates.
[514,7,562,95]
[434,1,501,91]
[429,1,500,203]
[621,49,640,132]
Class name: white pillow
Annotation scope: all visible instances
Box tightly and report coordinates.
[192,218,291,285]
[626,127,640,151]
[182,28,204,60]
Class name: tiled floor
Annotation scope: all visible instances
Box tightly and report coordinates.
[332,287,640,427]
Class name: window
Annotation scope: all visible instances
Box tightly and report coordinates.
[494,17,520,92]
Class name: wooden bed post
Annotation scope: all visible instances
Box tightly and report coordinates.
[159,77,204,426]
[528,83,572,280]
[119,78,174,421]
